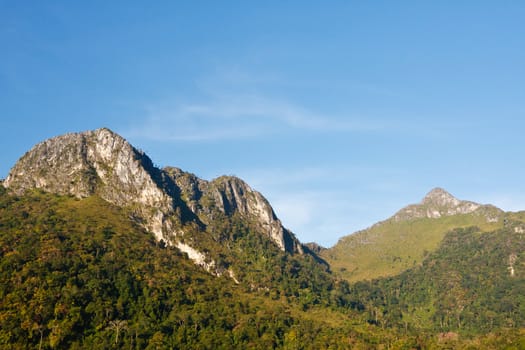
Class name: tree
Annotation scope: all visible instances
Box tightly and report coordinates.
[107,319,128,345]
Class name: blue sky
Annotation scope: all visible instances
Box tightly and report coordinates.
[1,1,524,246]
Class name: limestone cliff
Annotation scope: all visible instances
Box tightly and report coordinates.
[3,128,304,262]
[164,168,303,254]
[4,128,181,241]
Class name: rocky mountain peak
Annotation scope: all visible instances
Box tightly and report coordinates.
[422,187,460,207]
[4,128,178,241]
[3,128,305,267]
[393,188,484,221]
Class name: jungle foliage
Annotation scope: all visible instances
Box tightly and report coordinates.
[1,189,525,349]
[348,226,525,336]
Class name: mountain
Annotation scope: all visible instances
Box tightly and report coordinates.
[347,224,525,335]
[0,186,360,349]
[322,188,505,282]
[2,128,525,348]
[1,186,523,349]
[3,128,305,275]
[393,187,488,221]
[4,128,180,241]
[164,167,302,254]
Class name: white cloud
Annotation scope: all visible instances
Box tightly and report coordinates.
[269,190,348,244]
[266,188,394,246]
[122,66,416,143]
[124,91,389,142]
[241,167,331,188]
[271,193,316,228]
[237,166,409,246]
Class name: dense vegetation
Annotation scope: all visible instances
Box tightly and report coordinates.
[348,226,525,337]
[323,211,504,282]
[0,190,369,349]
[1,188,525,349]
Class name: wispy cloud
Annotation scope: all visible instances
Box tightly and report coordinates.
[264,189,355,245]
[125,91,389,142]
[237,165,412,246]
[262,187,398,246]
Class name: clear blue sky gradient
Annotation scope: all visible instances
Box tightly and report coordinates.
[1,1,524,246]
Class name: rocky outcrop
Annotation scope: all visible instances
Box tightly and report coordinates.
[304,242,326,255]
[209,176,303,253]
[393,187,493,221]
[164,168,304,254]
[4,128,182,241]
[4,128,304,258]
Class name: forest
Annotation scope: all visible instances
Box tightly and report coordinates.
[1,187,524,349]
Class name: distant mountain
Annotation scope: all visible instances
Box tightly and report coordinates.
[3,128,306,276]
[393,187,490,221]
[347,224,525,334]
[322,188,505,281]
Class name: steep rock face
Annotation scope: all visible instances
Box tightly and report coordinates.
[393,187,487,221]
[209,176,303,253]
[163,167,206,215]
[164,168,303,254]
[4,128,180,241]
[4,128,303,258]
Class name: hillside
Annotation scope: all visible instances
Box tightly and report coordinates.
[347,224,525,336]
[322,188,505,282]
[0,188,375,349]
[3,128,306,277]
[2,129,525,348]
[2,187,525,348]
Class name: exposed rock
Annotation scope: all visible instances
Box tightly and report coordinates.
[209,176,303,253]
[4,128,182,241]
[393,187,489,221]
[422,187,461,207]
[176,242,214,270]
[323,187,506,282]
[304,242,326,254]
[508,253,518,277]
[163,167,207,217]
[4,128,304,263]
[164,168,304,254]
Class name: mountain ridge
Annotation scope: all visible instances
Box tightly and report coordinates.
[164,167,302,253]
[3,128,525,348]
[2,128,305,274]
[392,187,496,222]
[322,187,506,281]
[1,127,514,282]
